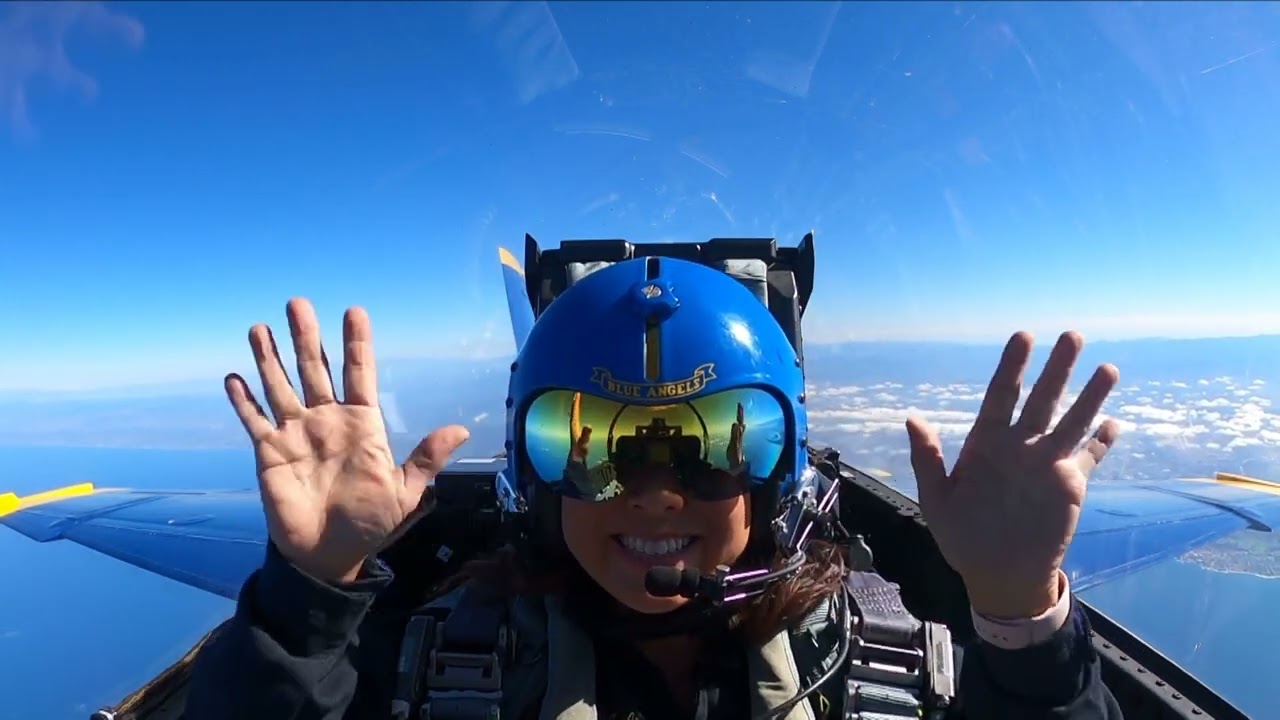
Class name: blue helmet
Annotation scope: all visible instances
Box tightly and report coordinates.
[505,256,808,508]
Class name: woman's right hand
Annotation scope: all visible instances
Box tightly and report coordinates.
[224,298,469,584]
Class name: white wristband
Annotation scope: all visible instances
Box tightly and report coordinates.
[970,570,1072,650]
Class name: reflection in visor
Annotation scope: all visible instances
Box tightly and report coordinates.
[523,387,787,502]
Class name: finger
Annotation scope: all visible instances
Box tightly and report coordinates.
[974,332,1033,433]
[1073,418,1121,476]
[570,392,582,440]
[1047,363,1120,457]
[286,298,337,407]
[1016,331,1082,437]
[403,424,472,485]
[906,416,948,510]
[737,403,744,425]
[224,373,274,442]
[342,307,379,406]
[249,324,305,424]
[727,422,744,466]
[384,425,469,549]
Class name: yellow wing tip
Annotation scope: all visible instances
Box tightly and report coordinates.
[0,482,96,518]
[1178,472,1280,496]
[498,247,523,275]
[1214,471,1280,489]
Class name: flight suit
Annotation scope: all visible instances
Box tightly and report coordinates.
[184,543,1123,719]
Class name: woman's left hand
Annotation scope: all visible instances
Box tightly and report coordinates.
[906,331,1121,619]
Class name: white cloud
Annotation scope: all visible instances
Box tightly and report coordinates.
[808,373,1280,479]
[0,2,144,140]
[1195,398,1232,408]
[1118,405,1184,423]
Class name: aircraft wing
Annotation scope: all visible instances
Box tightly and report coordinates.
[1065,472,1280,591]
[4,469,1280,605]
[0,483,266,601]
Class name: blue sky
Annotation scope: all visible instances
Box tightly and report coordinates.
[3,1,1280,391]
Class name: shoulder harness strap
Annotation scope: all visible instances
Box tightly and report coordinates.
[841,570,956,719]
[390,586,514,720]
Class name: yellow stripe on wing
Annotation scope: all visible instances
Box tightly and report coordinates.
[0,482,97,518]
[498,247,523,275]
[1177,472,1280,497]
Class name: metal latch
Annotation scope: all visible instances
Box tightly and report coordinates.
[426,649,503,692]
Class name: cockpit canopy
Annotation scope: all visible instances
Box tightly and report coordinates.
[521,233,815,367]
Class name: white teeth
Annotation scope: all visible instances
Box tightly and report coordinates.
[619,536,693,557]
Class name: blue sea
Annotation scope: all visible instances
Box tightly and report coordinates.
[0,445,1273,719]
[0,446,250,720]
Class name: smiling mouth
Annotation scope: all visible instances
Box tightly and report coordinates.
[612,535,700,558]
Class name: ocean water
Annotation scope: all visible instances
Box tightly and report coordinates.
[0,446,253,720]
[1081,559,1280,719]
[0,445,1273,719]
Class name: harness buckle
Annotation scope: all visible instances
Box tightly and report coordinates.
[846,635,924,687]
[425,649,504,692]
[846,681,922,718]
[401,590,513,720]
[420,645,505,719]
[924,622,955,706]
[841,571,955,719]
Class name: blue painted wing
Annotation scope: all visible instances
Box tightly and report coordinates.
[1065,473,1280,591]
[0,484,267,601]
[4,469,1279,606]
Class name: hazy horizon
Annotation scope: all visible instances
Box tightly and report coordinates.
[6,331,1280,396]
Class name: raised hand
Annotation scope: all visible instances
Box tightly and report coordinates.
[906,331,1120,619]
[727,402,746,471]
[569,391,593,463]
[224,298,469,584]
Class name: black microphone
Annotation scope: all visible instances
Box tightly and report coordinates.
[644,554,809,605]
[644,566,703,598]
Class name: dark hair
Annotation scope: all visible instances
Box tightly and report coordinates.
[433,538,846,644]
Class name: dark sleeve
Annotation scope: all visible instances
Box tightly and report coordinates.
[185,543,394,720]
[952,596,1124,719]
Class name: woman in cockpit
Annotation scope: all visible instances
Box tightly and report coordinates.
[185,257,1123,719]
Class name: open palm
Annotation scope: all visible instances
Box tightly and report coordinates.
[907,331,1121,619]
[224,298,468,583]
[569,391,593,463]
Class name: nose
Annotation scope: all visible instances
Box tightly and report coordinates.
[625,465,686,513]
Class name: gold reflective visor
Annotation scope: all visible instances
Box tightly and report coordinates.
[522,387,787,502]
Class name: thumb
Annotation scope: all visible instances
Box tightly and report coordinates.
[403,424,471,485]
[905,416,948,511]
[381,425,470,553]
